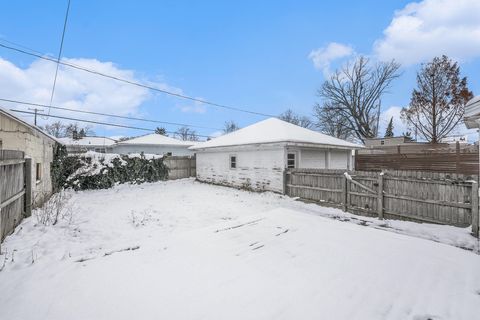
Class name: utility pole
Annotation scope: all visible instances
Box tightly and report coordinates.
[28,108,44,126]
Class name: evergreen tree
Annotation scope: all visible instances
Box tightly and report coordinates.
[384,117,394,137]
[155,127,167,136]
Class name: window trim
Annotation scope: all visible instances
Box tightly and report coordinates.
[287,152,296,169]
[229,155,237,169]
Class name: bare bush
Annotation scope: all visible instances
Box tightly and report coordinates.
[35,191,74,226]
[130,209,153,227]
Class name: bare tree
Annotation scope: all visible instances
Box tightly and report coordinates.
[175,126,199,141]
[223,120,240,134]
[64,123,94,139]
[313,103,354,140]
[401,55,473,143]
[41,121,65,138]
[278,109,312,128]
[318,56,401,143]
[41,121,95,138]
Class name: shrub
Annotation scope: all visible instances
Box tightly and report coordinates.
[63,152,169,191]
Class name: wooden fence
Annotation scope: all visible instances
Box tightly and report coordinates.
[0,150,32,242]
[285,168,479,237]
[164,156,196,180]
[356,142,479,175]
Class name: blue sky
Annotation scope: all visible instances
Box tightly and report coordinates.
[0,0,479,139]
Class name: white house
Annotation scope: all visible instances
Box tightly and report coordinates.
[464,96,480,171]
[112,133,195,156]
[58,136,117,154]
[464,96,480,129]
[190,118,362,193]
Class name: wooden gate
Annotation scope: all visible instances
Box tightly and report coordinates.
[0,150,32,242]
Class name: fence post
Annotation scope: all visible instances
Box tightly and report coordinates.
[471,181,479,237]
[342,174,348,212]
[24,158,33,217]
[283,170,288,195]
[455,141,460,175]
[377,172,384,219]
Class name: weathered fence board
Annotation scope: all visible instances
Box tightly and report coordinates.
[285,168,479,236]
[0,150,29,242]
[163,156,196,180]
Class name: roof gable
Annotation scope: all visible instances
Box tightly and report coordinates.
[191,118,362,150]
[116,133,194,146]
[57,136,117,146]
[0,108,62,144]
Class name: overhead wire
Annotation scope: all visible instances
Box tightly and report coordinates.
[0,97,222,130]
[45,0,71,119]
[8,108,212,138]
[0,40,276,118]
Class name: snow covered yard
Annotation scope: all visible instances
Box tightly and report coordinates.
[1,179,480,320]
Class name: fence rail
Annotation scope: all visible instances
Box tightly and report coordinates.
[285,168,479,237]
[0,150,32,242]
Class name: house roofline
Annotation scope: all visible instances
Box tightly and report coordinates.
[191,140,363,151]
[0,108,63,144]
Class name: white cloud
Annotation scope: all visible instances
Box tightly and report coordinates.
[209,130,223,138]
[0,57,182,131]
[379,106,407,136]
[374,0,480,65]
[308,42,354,76]
[178,99,207,114]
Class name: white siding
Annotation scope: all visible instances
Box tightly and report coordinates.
[112,144,194,156]
[299,149,326,168]
[196,146,285,192]
[329,149,350,169]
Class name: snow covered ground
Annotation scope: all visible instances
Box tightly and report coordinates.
[1,179,480,320]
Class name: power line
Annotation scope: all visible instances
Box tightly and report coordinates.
[0,97,222,130]
[0,41,276,118]
[8,109,212,138]
[46,0,71,118]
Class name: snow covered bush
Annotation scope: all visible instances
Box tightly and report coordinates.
[63,152,169,191]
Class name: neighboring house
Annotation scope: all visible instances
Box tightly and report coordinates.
[464,96,480,174]
[58,136,117,154]
[439,135,468,144]
[0,108,61,207]
[112,133,195,156]
[464,96,480,129]
[364,136,414,147]
[190,118,362,193]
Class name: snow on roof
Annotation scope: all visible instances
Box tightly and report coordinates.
[116,133,194,146]
[0,108,62,144]
[465,96,480,117]
[58,136,117,146]
[190,118,362,150]
[463,96,480,128]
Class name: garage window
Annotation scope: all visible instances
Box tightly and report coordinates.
[36,163,42,182]
[230,155,236,169]
[287,153,296,169]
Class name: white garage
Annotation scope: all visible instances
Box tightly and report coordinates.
[190,118,362,193]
